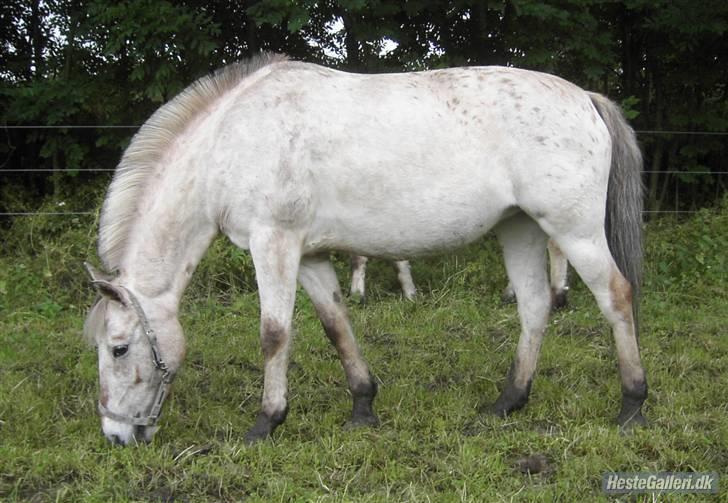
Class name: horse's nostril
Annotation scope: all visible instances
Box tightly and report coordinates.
[109,434,123,445]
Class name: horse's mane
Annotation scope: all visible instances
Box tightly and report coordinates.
[98,53,287,271]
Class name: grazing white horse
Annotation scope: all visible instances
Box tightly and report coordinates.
[84,54,646,446]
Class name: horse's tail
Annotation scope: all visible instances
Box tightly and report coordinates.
[589,92,644,328]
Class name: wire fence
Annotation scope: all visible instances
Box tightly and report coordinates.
[1,126,726,217]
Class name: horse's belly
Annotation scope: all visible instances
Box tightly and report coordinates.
[304,174,515,258]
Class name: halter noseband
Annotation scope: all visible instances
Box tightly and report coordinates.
[97,285,174,427]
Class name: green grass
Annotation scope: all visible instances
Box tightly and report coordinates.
[1,206,727,501]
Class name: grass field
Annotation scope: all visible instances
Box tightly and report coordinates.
[1,203,726,501]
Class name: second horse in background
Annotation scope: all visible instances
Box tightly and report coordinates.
[351,239,569,309]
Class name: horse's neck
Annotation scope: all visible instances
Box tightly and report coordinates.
[119,169,218,307]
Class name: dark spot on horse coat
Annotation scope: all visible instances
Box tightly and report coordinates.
[539,79,553,89]
[609,270,633,322]
[260,317,287,359]
[134,366,142,384]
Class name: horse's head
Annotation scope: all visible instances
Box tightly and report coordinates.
[83,263,185,445]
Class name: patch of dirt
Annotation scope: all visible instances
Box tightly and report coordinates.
[514,453,554,475]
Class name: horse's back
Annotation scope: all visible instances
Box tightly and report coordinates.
[217,61,611,257]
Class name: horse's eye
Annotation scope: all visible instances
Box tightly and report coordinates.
[112,345,129,358]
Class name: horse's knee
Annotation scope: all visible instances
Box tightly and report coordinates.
[260,317,288,360]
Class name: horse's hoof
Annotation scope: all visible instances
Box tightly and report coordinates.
[501,293,516,305]
[484,404,511,418]
[484,381,530,418]
[617,411,647,433]
[349,292,366,305]
[552,290,568,310]
[243,429,270,445]
[402,290,417,301]
[344,413,379,430]
[244,408,287,445]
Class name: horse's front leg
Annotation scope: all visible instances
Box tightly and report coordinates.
[244,228,302,444]
[299,254,379,428]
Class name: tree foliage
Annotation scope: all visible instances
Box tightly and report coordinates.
[1,0,727,215]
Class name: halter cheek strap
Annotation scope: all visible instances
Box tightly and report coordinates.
[97,286,175,427]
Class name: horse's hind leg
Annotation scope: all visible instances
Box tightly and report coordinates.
[489,213,551,416]
[554,232,647,429]
[548,240,569,309]
[502,240,568,309]
[244,228,302,444]
[349,255,368,303]
[394,260,417,300]
[299,254,379,428]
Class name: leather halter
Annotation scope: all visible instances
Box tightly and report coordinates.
[96,285,174,427]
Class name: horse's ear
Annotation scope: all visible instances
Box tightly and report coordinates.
[84,262,129,306]
[84,261,113,282]
[91,280,130,307]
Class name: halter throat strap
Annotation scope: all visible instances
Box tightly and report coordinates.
[97,285,174,427]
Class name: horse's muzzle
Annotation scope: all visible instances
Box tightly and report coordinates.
[102,418,157,445]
